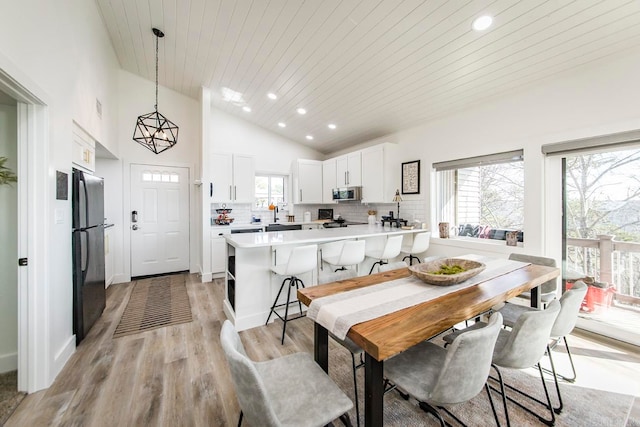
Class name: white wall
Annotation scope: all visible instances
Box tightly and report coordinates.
[106,70,201,283]
[0,103,18,373]
[0,0,120,388]
[210,107,323,173]
[332,46,640,261]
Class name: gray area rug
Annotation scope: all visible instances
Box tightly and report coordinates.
[308,330,637,427]
[0,371,25,426]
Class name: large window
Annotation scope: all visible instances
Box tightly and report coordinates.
[255,175,286,209]
[435,150,524,241]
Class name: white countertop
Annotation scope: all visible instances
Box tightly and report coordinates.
[224,224,425,248]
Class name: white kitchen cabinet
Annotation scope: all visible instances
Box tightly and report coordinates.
[336,151,362,187]
[292,159,323,204]
[361,143,399,203]
[210,152,255,203]
[211,229,229,276]
[72,123,95,172]
[322,159,337,204]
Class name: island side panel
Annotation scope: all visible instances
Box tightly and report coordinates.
[224,243,273,331]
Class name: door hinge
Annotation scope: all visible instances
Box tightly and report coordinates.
[18,258,28,266]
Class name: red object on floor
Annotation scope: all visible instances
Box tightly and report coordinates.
[567,281,616,314]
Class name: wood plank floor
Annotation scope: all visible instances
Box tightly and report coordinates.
[6,273,640,427]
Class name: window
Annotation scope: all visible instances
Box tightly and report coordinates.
[255,175,286,209]
[435,150,524,241]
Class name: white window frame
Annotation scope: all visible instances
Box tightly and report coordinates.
[254,173,288,211]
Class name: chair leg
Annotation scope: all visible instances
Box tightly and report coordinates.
[485,383,500,427]
[491,363,556,426]
[551,336,578,383]
[237,410,243,427]
[350,353,361,427]
[338,413,354,427]
[492,364,511,427]
[265,277,290,325]
[281,276,293,345]
[368,260,387,275]
[418,401,446,427]
[546,344,564,414]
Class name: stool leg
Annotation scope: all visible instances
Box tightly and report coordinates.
[281,276,293,345]
[368,260,382,275]
[294,277,304,317]
[266,277,290,325]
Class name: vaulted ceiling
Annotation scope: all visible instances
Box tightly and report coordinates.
[96,0,640,154]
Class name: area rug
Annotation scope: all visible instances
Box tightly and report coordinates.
[113,275,192,338]
[0,371,25,426]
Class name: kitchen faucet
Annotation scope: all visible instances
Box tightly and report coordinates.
[273,205,279,223]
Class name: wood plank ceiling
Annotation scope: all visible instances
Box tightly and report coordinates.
[96,0,640,154]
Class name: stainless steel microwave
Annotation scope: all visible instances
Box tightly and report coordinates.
[332,186,362,201]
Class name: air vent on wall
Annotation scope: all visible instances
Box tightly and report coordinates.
[96,99,102,119]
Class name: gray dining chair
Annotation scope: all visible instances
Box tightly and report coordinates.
[384,312,504,426]
[508,253,558,306]
[220,320,354,427]
[497,280,588,413]
[443,299,561,427]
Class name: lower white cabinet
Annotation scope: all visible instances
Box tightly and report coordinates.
[211,230,229,275]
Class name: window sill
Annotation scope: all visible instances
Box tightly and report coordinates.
[430,236,524,256]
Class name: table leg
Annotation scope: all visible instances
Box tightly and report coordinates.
[530,285,541,309]
[364,353,383,427]
[314,323,329,373]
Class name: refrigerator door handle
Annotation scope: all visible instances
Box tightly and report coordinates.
[80,230,89,277]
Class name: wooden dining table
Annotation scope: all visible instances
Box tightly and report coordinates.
[297,262,560,427]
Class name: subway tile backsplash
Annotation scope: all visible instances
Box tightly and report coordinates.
[211,200,425,225]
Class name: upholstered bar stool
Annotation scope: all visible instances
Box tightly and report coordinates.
[365,234,403,274]
[400,231,431,265]
[265,244,318,344]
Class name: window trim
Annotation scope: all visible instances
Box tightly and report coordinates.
[433,149,523,172]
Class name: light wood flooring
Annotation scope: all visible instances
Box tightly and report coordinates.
[6,273,640,426]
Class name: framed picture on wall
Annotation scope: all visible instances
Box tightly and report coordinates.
[401,160,420,194]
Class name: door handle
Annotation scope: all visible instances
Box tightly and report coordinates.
[132,224,139,230]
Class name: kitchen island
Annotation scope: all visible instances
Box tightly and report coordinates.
[223,224,426,331]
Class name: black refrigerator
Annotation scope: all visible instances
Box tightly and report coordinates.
[72,168,106,344]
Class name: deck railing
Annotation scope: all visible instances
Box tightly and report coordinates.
[566,234,640,306]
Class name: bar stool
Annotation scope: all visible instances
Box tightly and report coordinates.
[266,244,318,344]
[322,240,366,272]
[365,235,403,274]
[400,231,431,265]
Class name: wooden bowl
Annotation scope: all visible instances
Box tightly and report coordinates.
[409,258,486,286]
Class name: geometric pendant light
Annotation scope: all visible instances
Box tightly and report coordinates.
[133,28,179,154]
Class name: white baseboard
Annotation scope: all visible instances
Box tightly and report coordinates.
[50,335,75,383]
[112,274,129,285]
[0,352,18,374]
[201,272,212,283]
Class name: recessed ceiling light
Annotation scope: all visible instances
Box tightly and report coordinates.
[242,106,251,112]
[472,15,493,31]
[306,135,314,140]
[267,93,278,100]
[221,87,244,104]
[278,122,286,128]
[297,108,307,115]
[328,123,337,130]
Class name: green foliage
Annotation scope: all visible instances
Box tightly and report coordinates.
[0,156,17,186]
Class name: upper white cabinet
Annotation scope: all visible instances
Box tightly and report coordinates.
[322,159,337,204]
[361,143,399,203]
[72,123,95,172]
[210,152,255,203]
[292,159,323,204]
[336,152,362,187]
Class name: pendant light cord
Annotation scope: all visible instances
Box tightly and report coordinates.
[155,32,159,112]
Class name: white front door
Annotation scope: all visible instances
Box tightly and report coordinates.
[130,164,190,277]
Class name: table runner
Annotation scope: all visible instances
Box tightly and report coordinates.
[307,254,529,339]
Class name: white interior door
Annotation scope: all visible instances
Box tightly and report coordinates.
[130,164,189,277]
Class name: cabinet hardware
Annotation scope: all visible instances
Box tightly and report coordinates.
[210,182,213,197]
[18,258,28,266]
